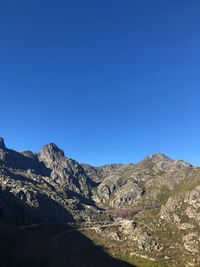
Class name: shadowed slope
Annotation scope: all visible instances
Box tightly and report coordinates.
[0,222,135,267]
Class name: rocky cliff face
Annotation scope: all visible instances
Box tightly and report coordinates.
[38,143,92,199]
[92,154,194,208]
[0,137,200,267]
[0,138,98,224]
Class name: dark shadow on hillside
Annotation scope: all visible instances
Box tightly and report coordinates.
[0,148,51,176]
[0,188,74,225]
[0,222,136,267]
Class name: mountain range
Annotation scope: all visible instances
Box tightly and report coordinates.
[0,137,200,267]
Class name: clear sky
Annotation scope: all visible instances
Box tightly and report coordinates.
[0,0,200,166]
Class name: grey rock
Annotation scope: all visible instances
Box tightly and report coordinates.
[0,137,6,150]
[38,143,92,199]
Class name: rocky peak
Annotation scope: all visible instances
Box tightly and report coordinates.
[0,137,6,150]
[139,153,171,164]
[146,153,171,162]
[137,153,173,174]
[38,143,65,165]
[144,153,193,170]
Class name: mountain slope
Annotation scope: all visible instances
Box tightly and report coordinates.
[0,137,200,267]
[0,138,99,224]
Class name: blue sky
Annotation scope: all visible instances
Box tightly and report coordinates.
[0,0,200,166]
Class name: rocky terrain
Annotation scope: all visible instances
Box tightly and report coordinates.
[0,137,200,267]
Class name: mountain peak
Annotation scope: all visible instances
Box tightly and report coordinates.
[38,143,65,165]
[0,137,6,150]
[138,153,172,167]
[147,153,170,161]
[41,143,64,155]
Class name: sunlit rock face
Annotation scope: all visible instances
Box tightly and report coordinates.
[38,143,92,198]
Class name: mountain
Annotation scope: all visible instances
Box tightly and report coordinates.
[0,138,109,224]
[0,137,200,267]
